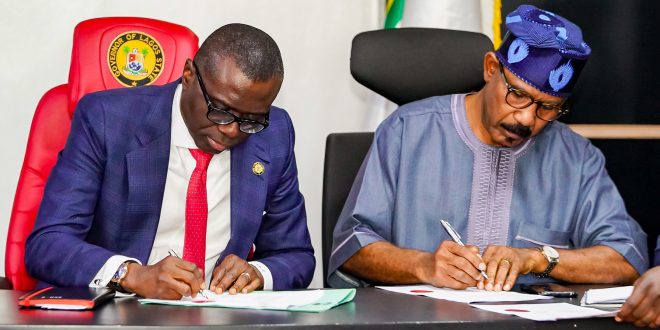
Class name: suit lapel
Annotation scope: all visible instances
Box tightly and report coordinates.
[220,137,270,261]
[124,82,177,264]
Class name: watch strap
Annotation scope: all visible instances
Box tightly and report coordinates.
[535,247,558,278]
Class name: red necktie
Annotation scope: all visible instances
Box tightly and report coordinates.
[183,149,213,274]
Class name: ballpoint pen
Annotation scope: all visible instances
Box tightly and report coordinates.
[168,249,209,299]
[440,219,489,281]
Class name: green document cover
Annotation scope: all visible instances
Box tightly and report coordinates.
[139,288,356,313]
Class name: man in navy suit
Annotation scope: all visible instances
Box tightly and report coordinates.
[25,23,314,299]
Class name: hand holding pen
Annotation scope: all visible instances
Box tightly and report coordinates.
[440,220,489,281]
[415,219,488,290]
[168,249,210,299]
[114,251,206,300]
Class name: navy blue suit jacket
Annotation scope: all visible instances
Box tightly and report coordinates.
[25,81,315,289]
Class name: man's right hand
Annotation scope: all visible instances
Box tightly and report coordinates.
[417,240,486,289]
[120,256,205,299]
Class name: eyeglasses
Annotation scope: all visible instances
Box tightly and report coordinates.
[192,61,269,134]
[498,62,569,122]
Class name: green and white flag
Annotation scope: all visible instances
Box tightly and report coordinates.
[384,0,405,29]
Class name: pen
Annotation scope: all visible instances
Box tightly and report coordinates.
[440,219,489,281]
[168,249,209,299]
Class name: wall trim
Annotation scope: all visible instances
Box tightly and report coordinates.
[569,124,660,139]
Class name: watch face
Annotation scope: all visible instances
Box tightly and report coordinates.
[112,263,128,282]
[543,246,559,259]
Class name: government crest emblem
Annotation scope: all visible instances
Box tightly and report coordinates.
[124,48,146,76]
[107,31,164,87]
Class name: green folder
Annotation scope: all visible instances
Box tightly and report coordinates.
[139,288,356,313]
[287,289,356,312]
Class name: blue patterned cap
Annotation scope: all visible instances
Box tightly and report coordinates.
[495,4,591,97]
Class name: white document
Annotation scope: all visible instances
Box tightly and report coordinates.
[140,289,323,309]
[376,285,552,303]
[471,303,616,321]
[580,286,632,308]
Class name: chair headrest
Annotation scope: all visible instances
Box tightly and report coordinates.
[350,28,493,105]
[67,17,199,115]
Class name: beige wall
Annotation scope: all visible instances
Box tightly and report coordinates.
[0,0,382,288]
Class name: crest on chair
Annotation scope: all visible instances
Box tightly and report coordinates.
[107,31,165,87]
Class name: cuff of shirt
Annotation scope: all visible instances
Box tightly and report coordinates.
[89,255,141,288]
[599,241,649,276]
[327,227,384,287]
[248,261,273,290]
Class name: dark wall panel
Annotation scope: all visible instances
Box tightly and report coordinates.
[590,139,660,264]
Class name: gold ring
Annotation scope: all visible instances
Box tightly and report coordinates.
[240,272,251,281]
[500,259,511,265]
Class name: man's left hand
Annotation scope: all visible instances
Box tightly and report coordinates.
[210,254,264,294]
[480,246,539,291]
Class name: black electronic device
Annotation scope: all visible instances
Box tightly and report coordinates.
[520,284,578,298]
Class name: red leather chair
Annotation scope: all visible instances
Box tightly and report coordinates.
[3,17,198,290]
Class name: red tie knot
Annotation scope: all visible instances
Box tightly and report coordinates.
[189,149,213,170]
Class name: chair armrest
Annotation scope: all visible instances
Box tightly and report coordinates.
[0,277,13,290]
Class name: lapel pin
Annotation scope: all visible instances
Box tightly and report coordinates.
[252,162,265,176]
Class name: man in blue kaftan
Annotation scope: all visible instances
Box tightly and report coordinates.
[328,5,648,291]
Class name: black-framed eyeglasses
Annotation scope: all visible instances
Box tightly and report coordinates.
[498,62,569,122]
[192,61,269,134]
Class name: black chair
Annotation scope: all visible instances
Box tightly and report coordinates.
[321,28,493,286]
[322,133,373,287]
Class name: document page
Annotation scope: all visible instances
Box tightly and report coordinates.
[581,286,632,307]
[376,285,552,303]
[471,303,616,321]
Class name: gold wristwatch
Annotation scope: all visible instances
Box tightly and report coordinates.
[109,261,133,292]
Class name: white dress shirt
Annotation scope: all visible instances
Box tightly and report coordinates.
[90,84,272,291]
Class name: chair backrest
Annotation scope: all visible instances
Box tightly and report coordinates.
[6,17,198,290]
[321,28,493,286]
[351,28,493,105]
